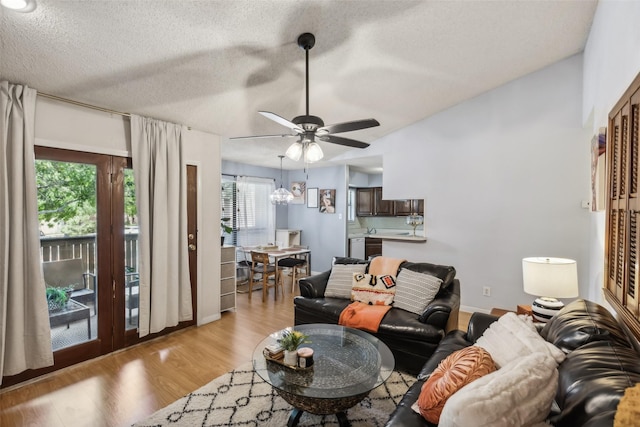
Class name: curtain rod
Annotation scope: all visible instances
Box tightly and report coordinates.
[38,92,131,118]
[223,173,275,181]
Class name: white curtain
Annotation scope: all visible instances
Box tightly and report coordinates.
[0,81,54,383]
[236,176,275,247]
[130,115,192,337]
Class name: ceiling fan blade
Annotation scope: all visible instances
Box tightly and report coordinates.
[229,134,297,140]
[319,134,370,149]
[317,118,380,135]
[259,111,304,133]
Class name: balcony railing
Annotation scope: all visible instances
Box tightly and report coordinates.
[40,232,139,274]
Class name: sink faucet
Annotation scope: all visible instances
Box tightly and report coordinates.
[367,227,377,234]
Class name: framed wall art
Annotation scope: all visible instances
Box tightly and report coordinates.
[307,188,318,208]
[319,189,336,214]
[291,181,306,204]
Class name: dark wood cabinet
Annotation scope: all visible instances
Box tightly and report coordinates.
[356,187,424,217]
[374,187,394,216]
[356,188,374,216]
[394,199,424,216]
[365,237,382,259]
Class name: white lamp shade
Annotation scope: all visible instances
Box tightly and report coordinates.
[285,143,302,161]
[305,142,324,163]
[522,257,579,298]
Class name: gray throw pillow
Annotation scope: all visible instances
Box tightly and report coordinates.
[325,264,367,299]
[394,268,443,315]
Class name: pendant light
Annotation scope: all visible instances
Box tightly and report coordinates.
[270,155,294,205]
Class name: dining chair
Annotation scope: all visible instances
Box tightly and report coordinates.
[277,245,310,293]
[250,251,280,301]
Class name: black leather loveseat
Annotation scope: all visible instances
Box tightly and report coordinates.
[385,299,640,426]
[294,257,461,374]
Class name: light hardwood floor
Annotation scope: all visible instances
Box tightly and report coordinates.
[0,286,470,427]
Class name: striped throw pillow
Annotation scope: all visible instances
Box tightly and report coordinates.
[394,268,442,314]
[325,264,367,299]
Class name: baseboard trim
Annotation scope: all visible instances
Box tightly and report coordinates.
[199,313,221,326]
[460,305,491,315]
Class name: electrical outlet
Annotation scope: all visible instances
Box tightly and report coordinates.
[483,286,491,297]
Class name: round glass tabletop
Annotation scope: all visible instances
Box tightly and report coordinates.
[252,323,395,400]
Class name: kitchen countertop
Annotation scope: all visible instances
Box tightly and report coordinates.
[348,232,427,242]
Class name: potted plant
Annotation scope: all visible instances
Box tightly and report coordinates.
[221,217,232,246]
[278,330,310,366]
[46,286,73,311]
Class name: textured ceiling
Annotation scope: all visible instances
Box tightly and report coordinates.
[0,0,597,170]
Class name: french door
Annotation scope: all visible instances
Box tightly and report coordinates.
[2,148,197,387]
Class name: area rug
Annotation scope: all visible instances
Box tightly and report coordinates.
[132,362,416,427]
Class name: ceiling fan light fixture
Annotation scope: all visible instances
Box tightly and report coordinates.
[1,0,36,12]
[305,142,324,163]
[285,142,303,161]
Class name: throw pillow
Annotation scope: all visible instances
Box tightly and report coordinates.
[393,268,443,315]
[475,312,565,368]
[324,264,367,299]
[351,273,396,305]
[416,346,496,424]
[438,352,558,427]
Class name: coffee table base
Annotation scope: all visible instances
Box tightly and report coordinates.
[277,389,368,427]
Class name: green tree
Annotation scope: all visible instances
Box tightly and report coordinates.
[36,160,138,234]
[36,160,96,228]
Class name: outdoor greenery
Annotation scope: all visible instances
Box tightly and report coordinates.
[45,286,73,311]
[36,160,137,235]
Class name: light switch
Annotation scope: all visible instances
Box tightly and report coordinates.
[338,213,343,220]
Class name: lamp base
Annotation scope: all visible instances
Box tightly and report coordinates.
[531,297,565,323]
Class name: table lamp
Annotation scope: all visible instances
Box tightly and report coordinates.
[522,257,578,323]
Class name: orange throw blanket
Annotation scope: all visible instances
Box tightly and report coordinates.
[338,301,392,333]
[368,256,406,276]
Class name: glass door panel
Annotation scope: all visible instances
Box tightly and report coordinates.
[37,159,99,351]
[123,168,139,330]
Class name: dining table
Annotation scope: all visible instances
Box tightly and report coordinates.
[241,245,311,290]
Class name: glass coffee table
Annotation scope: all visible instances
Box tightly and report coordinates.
[252,323,395,427]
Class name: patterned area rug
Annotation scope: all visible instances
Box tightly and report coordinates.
[133,362,416,427]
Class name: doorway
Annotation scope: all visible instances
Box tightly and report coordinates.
[1,148,197,387]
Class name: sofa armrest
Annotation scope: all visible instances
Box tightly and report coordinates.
[298,270,331,298]
[465,312,499,343]
[418,279,460,330]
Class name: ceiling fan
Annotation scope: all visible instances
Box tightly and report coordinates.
[231,32,380,163]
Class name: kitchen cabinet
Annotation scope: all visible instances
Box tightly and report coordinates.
[356,187,423,217]
[365,237,382,259]
[394,199,424,216]
[374,187,394,216]
[356,188,374,216]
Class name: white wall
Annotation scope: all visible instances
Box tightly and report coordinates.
[34,97,223,325]
[340,54,592,313]
[582,0,640,305]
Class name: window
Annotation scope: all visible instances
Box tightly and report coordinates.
[221,175,275,247]
[348,187,356,222]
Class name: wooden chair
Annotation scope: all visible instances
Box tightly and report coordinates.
[250,251,280,301]
[277,246,310,293]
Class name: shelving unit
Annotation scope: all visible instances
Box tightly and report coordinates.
[220,245,236,312]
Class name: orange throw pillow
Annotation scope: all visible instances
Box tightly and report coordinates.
[417,346,496,424]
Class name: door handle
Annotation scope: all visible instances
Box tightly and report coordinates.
[188,244,196,251]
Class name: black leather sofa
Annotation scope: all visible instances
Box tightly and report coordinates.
[294,257,461,374]
[385,299,640,426]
